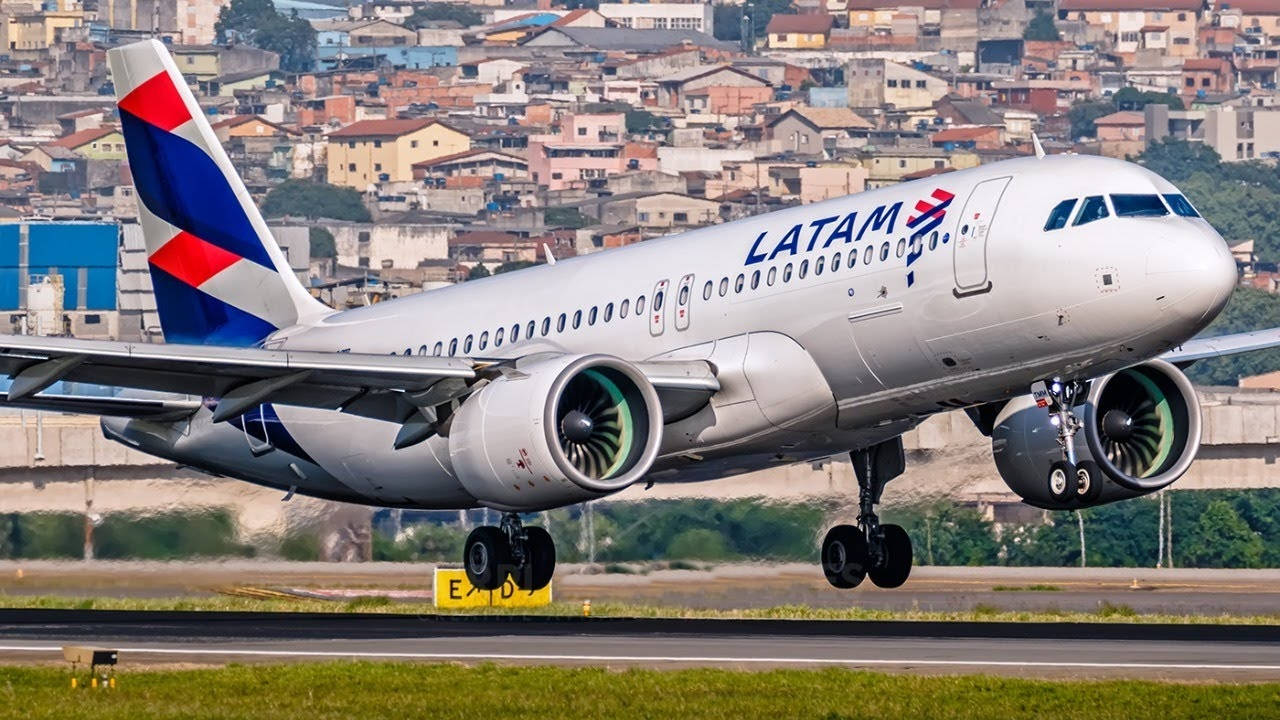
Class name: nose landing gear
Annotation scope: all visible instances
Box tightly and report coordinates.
[821,438,914,590]
[1035,378,1101,504]
[463,513,556,592]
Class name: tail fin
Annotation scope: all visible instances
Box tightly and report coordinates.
[107,40,327,346]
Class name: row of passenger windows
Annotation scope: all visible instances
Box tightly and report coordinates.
[702,230,952,300]
[407,228,953,357]
[1044,193,1199,231]
[411,293,656,357]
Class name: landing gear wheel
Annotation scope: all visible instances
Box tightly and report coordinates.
[1048,460,1079,504]
[464,526,510,591]
[821,524,867,589]
[515,526,556,591]
[1075,460,1103,504]
[868,524,913,589]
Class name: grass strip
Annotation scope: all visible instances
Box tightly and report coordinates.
[1,594,1278,625]
[0,662,1277,720]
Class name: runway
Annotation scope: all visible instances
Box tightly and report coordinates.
[1,610,1278,680]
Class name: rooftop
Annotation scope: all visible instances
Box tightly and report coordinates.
[766,13,835,34]
[49,126,119,149]
[327,118,456,139]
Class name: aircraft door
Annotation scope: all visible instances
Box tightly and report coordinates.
[649,278,669,336]
[674,274,694,331]
[952,176,1010,297]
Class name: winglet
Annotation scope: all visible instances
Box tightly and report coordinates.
[1032,133,1046,159]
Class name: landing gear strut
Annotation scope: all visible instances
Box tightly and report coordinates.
[1034,378,1100,504]
[821,438,913,589]
[463,513,556,592]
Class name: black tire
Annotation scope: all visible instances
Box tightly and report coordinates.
[1075,460,1104,504]
[821,524,867,589]
[868,524,913,589]
[515,526,556,591]
[464,526,510,591]
[1047,460,1078,504]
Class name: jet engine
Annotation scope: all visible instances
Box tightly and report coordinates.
[447,354,663,511]
[991,359,1200,509]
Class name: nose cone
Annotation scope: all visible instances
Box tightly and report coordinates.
[1147,227,1237,329]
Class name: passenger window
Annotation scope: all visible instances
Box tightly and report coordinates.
[479,331,488,351]
[541,317,550,336]
[929,231,939,250]
[767,266,777,286]
[734,274,744,293]
[832,252,841,271]
[511,324,520,342]
[620,299,630,318]
[848,251,857,269]
[588,306,598,325]
[750,270,760,289]
[879,242,890,261]
[719,278,729,296]
[815,256,825,275]
[703,281,712,300]
[433,341,443,356]
[448,338,457,355]
[679,285,689,304]
[417,345,428,355]
[1044,199,1077,231]
[783,263,793,282]
[637,296,646,315]
[654,291,664,311]
[557,314,566,332]
[464,335,473,353]
[495,327,504,346]
[527,320,535,339]
[799,259,808,279]
[604,303,614,322]
[895,238,906,257]
[1111,194,1169,218]
[862,245,872,264]
[570,310,580,329]
[1074,195,1109,226]
[1163,193,1200,217]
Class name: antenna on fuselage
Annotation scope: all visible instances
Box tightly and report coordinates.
[1032,133,1046,159]
[543,244,557,265]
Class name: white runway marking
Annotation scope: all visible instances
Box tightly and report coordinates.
[0,644,1278,672]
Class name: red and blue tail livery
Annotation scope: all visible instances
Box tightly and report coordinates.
[108,40,324,346]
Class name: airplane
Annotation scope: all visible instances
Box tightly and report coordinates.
[0,39,1270,592]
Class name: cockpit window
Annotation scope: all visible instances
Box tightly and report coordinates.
[1074,195,1109,226]
[1163,194,1200,218]
[1044,199,1077,231]
[1111,194,1169,218]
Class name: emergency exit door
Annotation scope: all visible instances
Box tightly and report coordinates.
[953,176,1010,297]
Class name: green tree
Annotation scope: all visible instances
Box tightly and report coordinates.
[262,180,372,222]
[495,260,539,274]
[883,501,1000,565]
[1180,500,1264,568]
[308,226,335,258]
[467,263,491,280]
[625,109,661,134]
[1112,87,1183,112]
[215,0,315,72]
[666,528,733,561]
[545,207,592,229]
[403,3,483,29]
[1023,10,1060,41]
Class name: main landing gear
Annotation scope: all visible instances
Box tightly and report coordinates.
[822,438,914,590]
[463,513,556,592]
[1035,378,1102,505]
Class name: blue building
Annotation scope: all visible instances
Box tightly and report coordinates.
[0,221,118,312]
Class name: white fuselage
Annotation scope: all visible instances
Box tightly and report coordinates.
[104,154,1237,510]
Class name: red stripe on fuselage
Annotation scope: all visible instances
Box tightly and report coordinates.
[118,72,191,132]
[148,230,240,288]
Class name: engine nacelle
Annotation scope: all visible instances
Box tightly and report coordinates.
[448,353,663,511]
[991,359,1200,509]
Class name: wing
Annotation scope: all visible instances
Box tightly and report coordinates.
[1161,328,1280,365]
[0,335,718,432]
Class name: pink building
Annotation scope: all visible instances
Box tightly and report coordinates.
[528,112,655,190]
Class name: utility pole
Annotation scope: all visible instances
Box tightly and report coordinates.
[83,472,94,561]
[1076,510,1086,568]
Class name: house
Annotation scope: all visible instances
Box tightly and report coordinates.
[57,108,111,136]
[298,96,358,127]
[1213,0,1280,43]
[1094,111,1146,158]
[601,192,721,231]
[769,107,875,153]
[848,59,949,110]
[858,146,979,187]
[412,150,529,181]
[326,118,472,189]
[597,3,713,33]
[520,27,732,52]
[7,0,83,56]
[845,0,981,52]
[930,125,1003,151]
[766,13,834,50]
[1057,0,1200,58]
[1181,58,1233,101]
[48,127,126,160]
[170,44,280,82]
[211,115,300,143]
[655,65,772,115]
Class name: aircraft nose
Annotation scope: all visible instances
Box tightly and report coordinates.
[1146,227,1237,325]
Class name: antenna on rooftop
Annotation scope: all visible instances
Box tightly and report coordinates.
[1032,133,1046,160]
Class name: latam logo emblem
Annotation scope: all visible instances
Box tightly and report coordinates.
[903,188,955,287]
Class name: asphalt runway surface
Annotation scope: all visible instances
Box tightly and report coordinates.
[1,610,1278,681]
